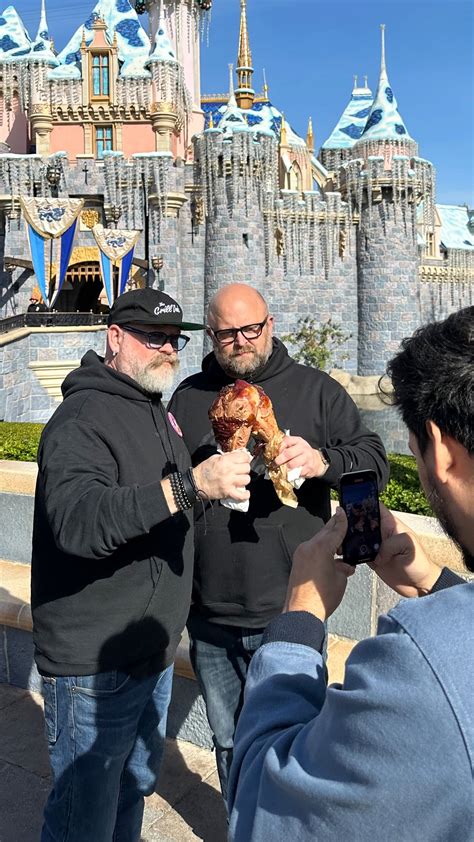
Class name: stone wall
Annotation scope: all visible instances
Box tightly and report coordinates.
[357,196,420,375]
[0,327,105,422]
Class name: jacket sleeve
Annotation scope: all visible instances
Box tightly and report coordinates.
[319,382,389,489]
[228,613,471,842]
[38,418,173,559]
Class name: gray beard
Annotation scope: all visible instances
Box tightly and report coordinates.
[132,359,179,394]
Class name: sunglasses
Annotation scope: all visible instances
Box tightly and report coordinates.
[210,316,269,345]
[121,325,190,351]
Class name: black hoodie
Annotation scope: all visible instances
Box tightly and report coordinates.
[168,339,389,628]
[31,350,194,676]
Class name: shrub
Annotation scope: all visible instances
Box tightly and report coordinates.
[381,453,433,516]
[282,317,352,371]
[0,422,44,462]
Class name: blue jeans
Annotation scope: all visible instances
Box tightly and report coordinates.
[187,615,264,806]
[41,664,174,842]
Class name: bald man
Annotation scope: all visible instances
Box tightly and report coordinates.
[168,284,389,804]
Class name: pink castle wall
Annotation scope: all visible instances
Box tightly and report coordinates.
[50,125,84,160]
[0,98,29,152]
[122,124,156,157]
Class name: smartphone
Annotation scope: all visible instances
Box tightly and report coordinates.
[339,470,382,565]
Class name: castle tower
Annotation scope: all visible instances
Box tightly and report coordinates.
[29,0,58,155]
[145,10,188,152]
[341,26,435,375]
[235,0,254,110]
[195,96,276,312]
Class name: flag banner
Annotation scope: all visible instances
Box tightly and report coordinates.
[20,198,84,307]
[92,224,141,306]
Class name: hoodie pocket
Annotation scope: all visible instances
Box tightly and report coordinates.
[194,523,292,618]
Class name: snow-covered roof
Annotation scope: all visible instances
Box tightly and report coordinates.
[0,5,32,60]
[321,80,373,149]
[437,204,474,250]
[51,0,151,81]
[202,98,305,146]
[360,27,412,143]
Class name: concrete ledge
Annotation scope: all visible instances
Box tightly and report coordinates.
[0,461,38,495]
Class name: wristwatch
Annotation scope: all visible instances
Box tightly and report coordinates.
[318,448,331,471]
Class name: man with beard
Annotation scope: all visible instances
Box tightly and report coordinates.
[168,283,389,804]
[228,306,474,842]
[32,288,251,842]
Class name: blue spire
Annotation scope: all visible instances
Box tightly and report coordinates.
[361,25,411,142]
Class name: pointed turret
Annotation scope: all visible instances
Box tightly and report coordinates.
[145,6,191,152]
[30,0,57,63]
[321,75,373,151]
[358,25,414,148]
[235,0,254,110]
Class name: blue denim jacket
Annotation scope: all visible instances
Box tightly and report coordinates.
[229,578,474,841]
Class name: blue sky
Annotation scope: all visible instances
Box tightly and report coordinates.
[16,0,474,206]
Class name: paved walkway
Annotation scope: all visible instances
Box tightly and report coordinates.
[0,684,228,842]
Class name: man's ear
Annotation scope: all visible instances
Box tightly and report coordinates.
[107,324,122,355]
[267,315,274,336]
[426,420,455,484]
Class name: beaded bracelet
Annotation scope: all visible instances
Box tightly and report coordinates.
[169,471,193,511]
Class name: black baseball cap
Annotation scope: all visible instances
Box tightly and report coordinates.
[107,288,205,331]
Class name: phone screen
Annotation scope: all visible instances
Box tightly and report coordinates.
[340,471,382,565]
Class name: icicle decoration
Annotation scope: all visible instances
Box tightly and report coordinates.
[150,60,192,131]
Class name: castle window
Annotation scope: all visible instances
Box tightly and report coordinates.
[95,126,113,159]
[425,232,436,258]
[92,53,110,98]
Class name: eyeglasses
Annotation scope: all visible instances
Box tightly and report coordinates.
[121,325,190,351]
[210,316,269,345]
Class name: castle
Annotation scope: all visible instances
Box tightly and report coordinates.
[0,0,473,423]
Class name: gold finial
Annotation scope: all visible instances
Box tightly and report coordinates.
[306,116,314,151]
[228,62,235,98]
[238,0,252,67]
[80,27,87,49]
[263,67,269,100]
[236,0,254,109]
[280,112,288,146]
[208,111,214,128]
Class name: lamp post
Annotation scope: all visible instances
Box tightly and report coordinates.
[45,161,62,199]
[44,161,63,307]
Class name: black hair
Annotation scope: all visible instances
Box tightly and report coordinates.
[385,306,474,454]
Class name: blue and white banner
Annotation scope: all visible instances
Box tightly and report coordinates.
[92,224,141,306]
[20,198,84,307]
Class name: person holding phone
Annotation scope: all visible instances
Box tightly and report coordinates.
[228,306,474,841]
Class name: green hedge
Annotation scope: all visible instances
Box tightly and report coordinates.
[0,422,44,462]
[0,423,432,516]
[381,454,433,517]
